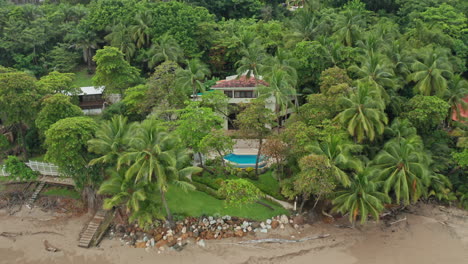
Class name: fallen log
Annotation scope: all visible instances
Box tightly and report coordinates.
[43,240,60,252]
[0,231,64,242]
[389,217,407,225]
[239,234,330,244]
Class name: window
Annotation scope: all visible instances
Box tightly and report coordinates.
[234,91,255,98]
[224,90,233,98]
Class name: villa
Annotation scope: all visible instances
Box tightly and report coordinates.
[78,86,120,115]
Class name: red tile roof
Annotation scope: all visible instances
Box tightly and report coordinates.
[212,76,269,88]
[452,97,468,121]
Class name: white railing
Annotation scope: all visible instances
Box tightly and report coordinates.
[0,165,10,177]
[25,160,67,177]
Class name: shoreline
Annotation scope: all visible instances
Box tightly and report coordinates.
[1,203,467,264]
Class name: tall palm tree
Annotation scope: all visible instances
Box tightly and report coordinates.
[348,53,397,103]
[235,43,267,79]
[104,23,136,62]
[308,134,362,187]
[333,9,365,47]
[118,120,200,225]
[258,68,297,129]
[335,85,388,143]
[332,171,390,225]
[287,11,324,42]
[262,48,298,82]
[175,59,210,98]
[371,138,431,205]
[65,27,100,71]
[445,75,468,122]
[147,33,184,69]
[408,48,453,96]
[88,115,135,166]
[130,10,153,49]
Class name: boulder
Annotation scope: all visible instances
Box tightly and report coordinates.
[271,220,280,229]
[197,239,206,247]
[234,229,244,237]
[280,215,289,224]
[155,239,168,248]
[293,215,305,225]
[135,242,147,248]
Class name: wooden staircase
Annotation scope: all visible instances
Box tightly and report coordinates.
[26,181,46,209]
[78,209,113,248]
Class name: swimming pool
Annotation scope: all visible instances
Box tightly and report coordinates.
[224,154,267,168]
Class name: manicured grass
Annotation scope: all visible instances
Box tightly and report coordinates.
[30,155,45,162]
[166,184,288,221]
[72,66,94,87]
[248,171,283,198]
[42,187,81,200]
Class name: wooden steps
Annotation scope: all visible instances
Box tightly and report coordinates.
[78,209,112,248]
[26,181,46,209]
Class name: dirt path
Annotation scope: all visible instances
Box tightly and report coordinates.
[0,204,467,264]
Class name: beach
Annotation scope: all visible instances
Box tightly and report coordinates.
[1,203,467,264]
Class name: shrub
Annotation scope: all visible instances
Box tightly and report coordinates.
[4,156,39,180]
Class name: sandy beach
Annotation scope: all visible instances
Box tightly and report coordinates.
[1,203,467,264]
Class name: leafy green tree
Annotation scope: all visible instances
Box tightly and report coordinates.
[408,48,453,96]
[118,119,200,226]
[35,94,83,135]
[88,115,135,165]
[335,84,388,142]
[176,102,223,165]
[218,179,264,207]
[417,3,467,39]
[46,44,80,73]
[147,33,184,68]
[372,137,431,205]
[236,99,275,175]
[37,71,80,95]
[175,59,210,98]
[332,171,390,225]
[308,134,362,187]
[319,66,352,97]
[333,8,366,47]
[44,116,101,213]
[200,90,233,126]
[402,95,449,133]
[185,0,262,20]
[282,154,336,212]
[146,61,184,109]
[92,46,141,95]
[199,129,234,166]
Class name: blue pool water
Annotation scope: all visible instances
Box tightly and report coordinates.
[224,154,266,168]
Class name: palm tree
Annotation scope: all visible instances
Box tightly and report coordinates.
[348,53,397,103]
[147,33,184,69]
[235,43,267,79]
[98,168,162,228]
[287,11,324,43]
[445,75,468,122]
[371,138,431,205]
[408,48,453,96]
[65,27,100,71]
[258,68,297,129]
[118,120,200,226]
[175,59,210,98]
[130,10,153,49]
[384,118,418,143]
[262,48,298,82]
[335,85,388,143]
[332,171,390,225]
[308,134,362,187]
[88,115,135,166]
[333,9,365,47]
[104,23,136,62]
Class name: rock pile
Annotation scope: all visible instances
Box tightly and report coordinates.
[111,214,304,250]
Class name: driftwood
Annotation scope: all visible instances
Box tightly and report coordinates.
[0,231,64,242]
[239,234,330,244]
[389,217,407,225]
[43,240,60,252]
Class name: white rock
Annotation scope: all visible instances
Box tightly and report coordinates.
[266,219,272,225]
[260,222,266,229]
[280,215,289,224]
[181,227,187,234]
[260,228,268,233]
[294,224,299,229]
[210,220,216,225]
[247,226,253,232]
[150,238,155,247]
[280,224,285,229]
[266,225,272,229]
[197,239,206,247]
[208,216,214,221]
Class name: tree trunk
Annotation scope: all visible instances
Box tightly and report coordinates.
[197,152,204,167]
[255,138,263,176]
[83,186,97,215]
[299,194,307,213]
[276,106,281,134]
[217,150,226,166]
[86,48,92,72]
[160,190,174,227]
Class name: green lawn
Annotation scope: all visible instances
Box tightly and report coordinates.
[42,187,81,199]
[72,67,94,87]
[166,184,288,221]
